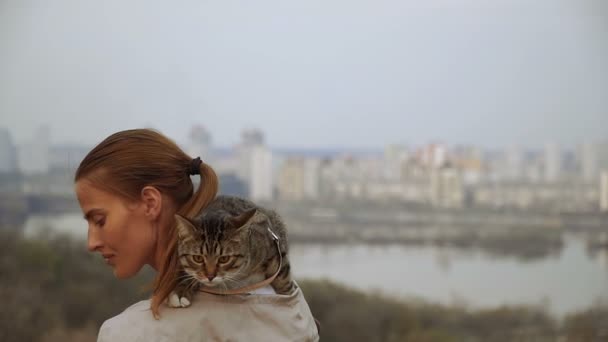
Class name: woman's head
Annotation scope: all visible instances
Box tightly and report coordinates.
[75,180,164,278]
[74,128,218,316]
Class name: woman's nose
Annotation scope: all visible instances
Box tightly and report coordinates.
[87,226,103,252]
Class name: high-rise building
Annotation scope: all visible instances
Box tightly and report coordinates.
[418,143,448,169]
[601,170,608,212]
[236,129,265,183]
[278,159,305,200]
[237,145,251,184]
[543,142,561,183]
[302,158,321,199]
[597,141,608,172]
[187,125,212,161]
[0,128,18,173]
[506,145,524,180]
[49,144,90,172]
[580,142,598,183]
[18,125,50,175]
[236,129,272,201]
[384,144,408,181]
[218,172,248,198]
[44,144,92,195]
[241,128,265,146]
[278,158,321,201]
[430,166,464,208]
[249,145,273,201]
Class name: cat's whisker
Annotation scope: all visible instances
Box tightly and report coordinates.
[176,274,194,282]
[222,274,239,283]
[225,275,245,285]
[223,276,248,291]
[221,281,230,295]
[186,278,200,292]
[225,269,246,280]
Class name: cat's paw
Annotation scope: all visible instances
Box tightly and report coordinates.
[179,296,191,307]
[168,291,191,308]
[168,292,181,308]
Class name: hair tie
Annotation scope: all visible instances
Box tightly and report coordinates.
[189,157,202,175]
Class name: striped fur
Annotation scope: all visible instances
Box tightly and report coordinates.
[172,196,294,305]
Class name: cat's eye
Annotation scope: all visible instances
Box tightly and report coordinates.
[192,255,204,263]
[218,256,230,264]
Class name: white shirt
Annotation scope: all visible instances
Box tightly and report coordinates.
[97,284,319,342]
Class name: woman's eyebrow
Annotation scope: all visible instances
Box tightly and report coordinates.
[84,208,105,220]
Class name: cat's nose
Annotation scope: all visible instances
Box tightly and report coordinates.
[207,275,215,281]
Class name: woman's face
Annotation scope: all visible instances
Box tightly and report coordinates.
[75,180,157,279]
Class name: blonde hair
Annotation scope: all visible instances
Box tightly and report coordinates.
[75,128,218,318]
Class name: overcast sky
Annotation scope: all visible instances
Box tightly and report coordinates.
[0,0,607,149]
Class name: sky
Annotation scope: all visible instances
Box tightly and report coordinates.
[0,0,607,149]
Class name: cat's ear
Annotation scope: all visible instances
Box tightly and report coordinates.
[228,208,257,229]
[174,214,196,239]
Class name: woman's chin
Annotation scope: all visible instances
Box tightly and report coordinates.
[112,266,139,279]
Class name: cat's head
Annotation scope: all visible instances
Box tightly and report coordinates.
[174,208,269,289]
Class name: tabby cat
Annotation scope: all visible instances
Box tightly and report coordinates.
[168,195,294,308]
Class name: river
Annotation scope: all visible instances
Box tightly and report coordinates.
[23,213,608,316]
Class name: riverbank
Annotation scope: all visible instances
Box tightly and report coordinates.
[1,231,606,342]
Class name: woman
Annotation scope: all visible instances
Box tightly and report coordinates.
[75,129,319,342]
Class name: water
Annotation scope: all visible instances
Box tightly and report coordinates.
[24,213,608,316]
[290,239,608,316]
[23,213,89,240]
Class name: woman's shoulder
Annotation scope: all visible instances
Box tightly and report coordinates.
[104,298,153,324]
[98,285,319,342]
[98,298,209,342]
[97,299,160,342]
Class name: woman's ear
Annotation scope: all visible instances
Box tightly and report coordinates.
[141,186,163,220]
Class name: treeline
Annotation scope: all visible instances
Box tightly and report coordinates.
[0,231,606,342]
[0,230,153,342]
[299,280,607,341]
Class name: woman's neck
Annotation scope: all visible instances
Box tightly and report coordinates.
[149,206,177,271]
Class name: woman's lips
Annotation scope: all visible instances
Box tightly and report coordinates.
[102,254,115,264]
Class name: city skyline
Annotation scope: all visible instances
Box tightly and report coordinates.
[1,124,606,153]
[2,122,608,214]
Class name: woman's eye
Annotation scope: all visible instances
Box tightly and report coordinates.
[192,255,204,263]
[218,256,230,263]
[94,217,105,227]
